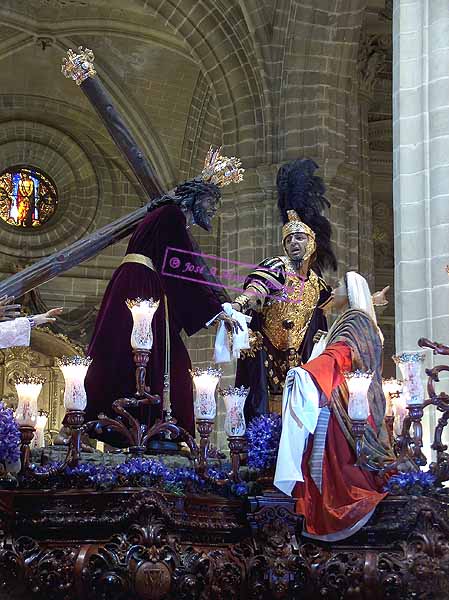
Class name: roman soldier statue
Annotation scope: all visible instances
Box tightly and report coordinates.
[232,159,388,420]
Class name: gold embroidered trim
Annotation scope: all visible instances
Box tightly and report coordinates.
[120,253,155,271]
[262,261,321,351]
[239,329,263,359]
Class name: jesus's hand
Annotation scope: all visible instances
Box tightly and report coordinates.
[216,311,243,334]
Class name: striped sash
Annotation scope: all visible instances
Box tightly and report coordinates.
[309,404,331,493]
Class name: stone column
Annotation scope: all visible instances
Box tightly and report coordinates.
[355,29,390,288]
[393,0,449,452]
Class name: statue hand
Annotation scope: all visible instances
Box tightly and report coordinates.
[0,295,21,321]
[216,311,243,334]
[33,307,63,327]
[313,329,327,344]
[372,285,390,306]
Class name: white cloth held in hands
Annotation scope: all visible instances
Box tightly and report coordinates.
[214,302,251,363]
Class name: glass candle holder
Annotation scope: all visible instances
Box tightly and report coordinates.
[190,366,222,420]
[14,374,45,427]
[34,411,48,448]
[392,389,408,437]
[344,370,373,421]
[56,356,92,411]
[393,351,426,406]
[382,377,402,417]
[221,385,249,437]
[126,298,160,351]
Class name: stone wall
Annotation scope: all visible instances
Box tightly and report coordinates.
[393,0,449,453]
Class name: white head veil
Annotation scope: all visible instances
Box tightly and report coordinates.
[345,271,383,342]
[308,271,383,363]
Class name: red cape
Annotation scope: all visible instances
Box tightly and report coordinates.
[295,343,387,537]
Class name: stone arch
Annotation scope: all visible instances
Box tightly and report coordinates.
[0,9,177,188]
[143,0,267,166]
[234,0,287,165]
[0,2,268,168]
[55,37,176,187]
[0,119,100,258]
[0,10,191,62]
[0,93,150,206]
[279,0,365,162]
[0,94,156,282]
[179,71,222,180]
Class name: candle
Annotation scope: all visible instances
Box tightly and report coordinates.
[392,389,408,437]
[56,356,92,411]
[393,351,425,406]
[190,366,222,420]
[221,385,249,437]
[14,374,45,427]
[34,411,48,448]
[126,298,160,350]
[344,370,373,421]
[382,378,402,417]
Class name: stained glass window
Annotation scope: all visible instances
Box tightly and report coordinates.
[0,166,58,228]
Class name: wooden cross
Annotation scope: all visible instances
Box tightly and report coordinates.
[0,47,174,299]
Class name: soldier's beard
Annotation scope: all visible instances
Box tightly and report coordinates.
[286,248,305,270]
[289,257,303,270]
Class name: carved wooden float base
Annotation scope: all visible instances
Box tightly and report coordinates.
[1,488,449,599]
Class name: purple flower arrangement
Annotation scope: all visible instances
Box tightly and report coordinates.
[22,457,249,499]
[0,402,21,466]
[246,413,282,471]
[384,471,438,495]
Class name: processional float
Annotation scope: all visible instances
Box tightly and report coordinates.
[1,48,449,599]
[1,46,249,477]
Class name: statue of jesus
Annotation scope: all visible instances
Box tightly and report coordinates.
[85,149,244,438]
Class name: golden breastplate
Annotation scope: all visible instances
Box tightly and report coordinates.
[262,264,320,352]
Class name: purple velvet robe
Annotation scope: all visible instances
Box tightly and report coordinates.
[84,204,222,434]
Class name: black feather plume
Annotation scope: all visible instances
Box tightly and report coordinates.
[276,158,337,272]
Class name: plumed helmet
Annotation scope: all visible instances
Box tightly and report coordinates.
[277,158,337,272]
